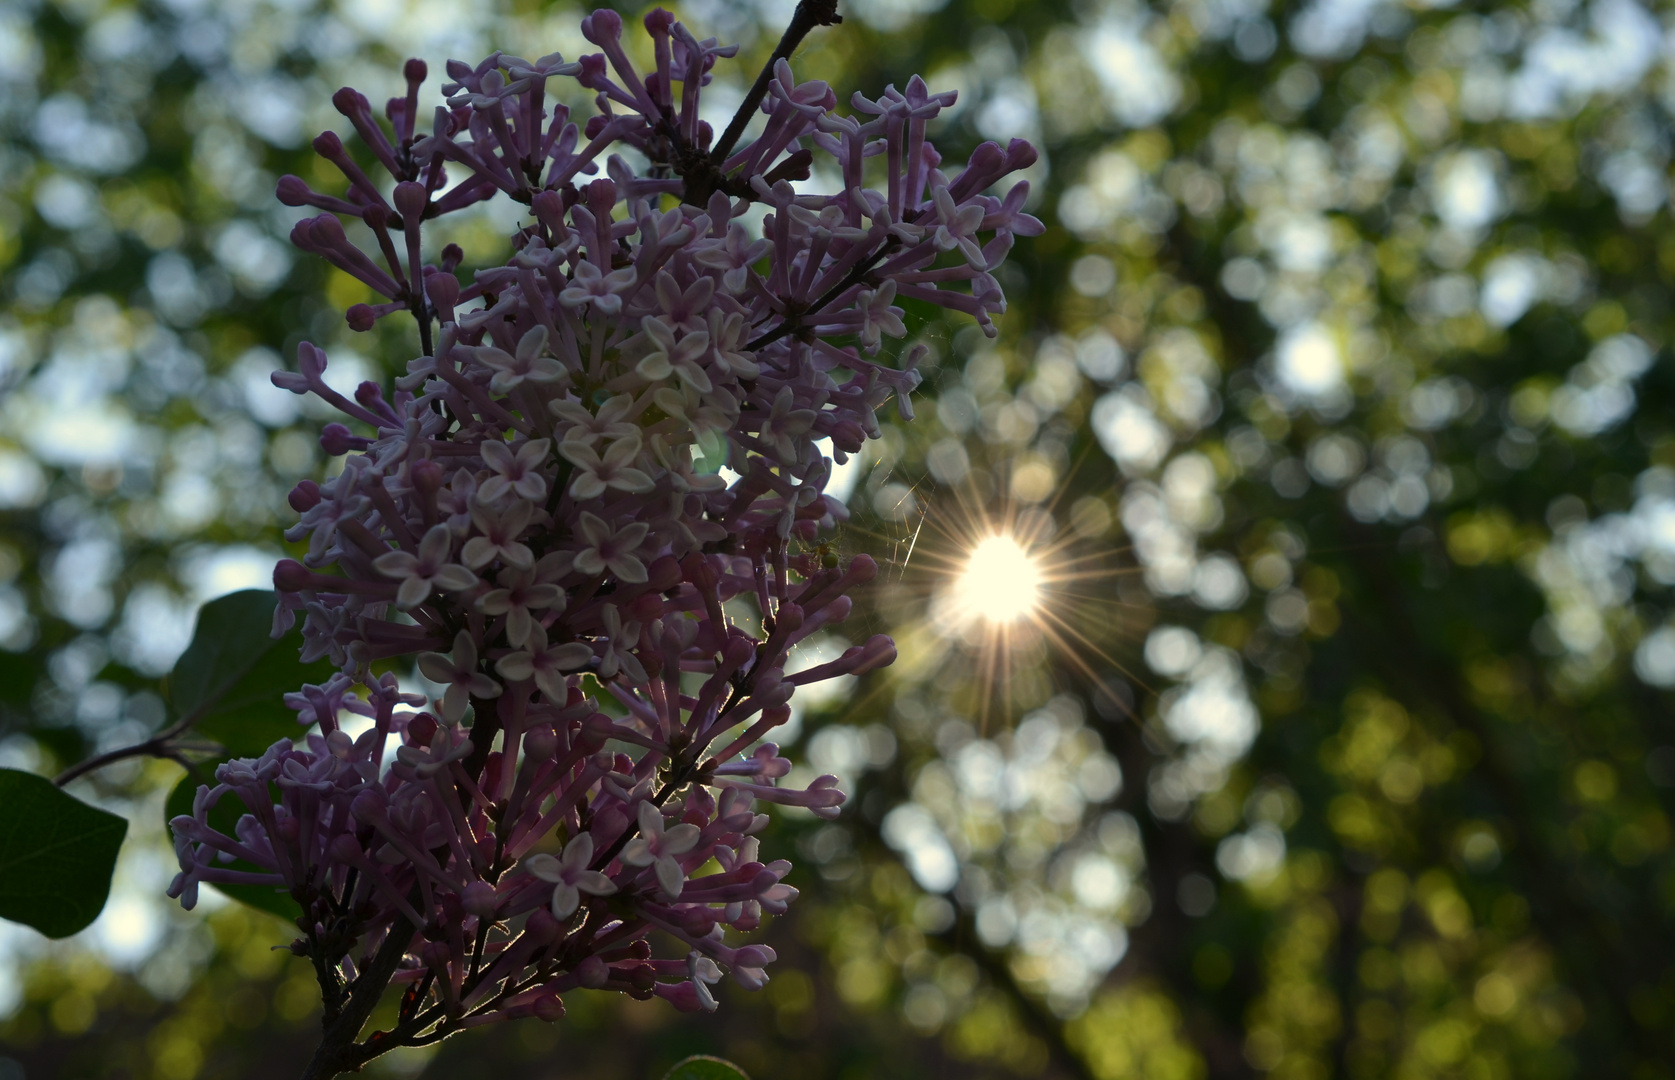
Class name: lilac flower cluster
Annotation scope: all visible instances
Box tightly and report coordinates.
[168,5,1038,1049]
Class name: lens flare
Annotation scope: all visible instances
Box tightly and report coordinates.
[954,534,1043,622]
[830,456,1146,731]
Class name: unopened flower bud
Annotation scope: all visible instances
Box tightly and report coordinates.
[276,175,313,206]
[404,713,438,748]
[462,881,500,919]
[393,181,428,222]
[576,955,609,989]
[410,458,443,493]
[525,907,562,945]
[287,479,322,511]
[328,834,363,863]
[320,423,361,456]
[274,559,315,593]
[522,725,558,760]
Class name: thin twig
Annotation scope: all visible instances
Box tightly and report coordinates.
[54,711,202,787]
[709,0,843,165]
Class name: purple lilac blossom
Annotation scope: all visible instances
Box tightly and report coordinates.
[169,7,1039,1035]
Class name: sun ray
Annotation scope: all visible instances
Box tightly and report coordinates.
[827,445,1159,734]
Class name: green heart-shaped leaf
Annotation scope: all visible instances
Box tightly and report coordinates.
[663,1056,752,1080]
[167,589,337,756]
[0,768,128,938]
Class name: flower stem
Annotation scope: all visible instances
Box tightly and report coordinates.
[708,0,842,165]
[299,918,421,1080]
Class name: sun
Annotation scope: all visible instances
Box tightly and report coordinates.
[831,459,1145,729]
[953,533,1043,623]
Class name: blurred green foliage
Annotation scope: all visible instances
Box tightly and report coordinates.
[2,0,1674,1078]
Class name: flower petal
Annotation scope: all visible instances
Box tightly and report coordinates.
[662,822,702,856]
[550,882,581,919]
[655,854,685,898]
[524,853,562,882]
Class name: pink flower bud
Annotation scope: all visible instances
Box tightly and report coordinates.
[576,955,609,988]
[274,560,314,592]
[732,945,774,969]
[522,725,558,760]
[312,130,346,159]
[462,881,500,919]
[331,86,365,117]
[405,713,438,747]
[772,603,803,634]
[288,480,322,512]
[848,634,897,675]
[410,458,443,493]
[681,906,715,937]
[723,633,756,670]
[350,790,386,824]
[525,907,562,944]
[276,175,312,206]
[319,423,362,455]
[393,181,428,222]
[645,554,683,591]
[581,8,623,44]
[580,712,615,750]
[584,178,617,214]
[532,189,565,234]
[425,271,459,322]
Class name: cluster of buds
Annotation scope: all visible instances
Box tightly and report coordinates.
[168,4,1039,1049]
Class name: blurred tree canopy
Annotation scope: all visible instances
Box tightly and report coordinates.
[2,0,1673,1078]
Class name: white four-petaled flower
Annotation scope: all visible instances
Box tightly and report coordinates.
[478,438,550,503]
[549,393,638,447]
[416,630,502,722]
[475,553,567,647]
[494,622,594,700]
[560,434,654,499]
[573,512,649,583]
[621,800,701,898]
[523,834,617,918]
[856,280,907,351]
[635,317,713,392]
[474,325,566,394]
[931,184,987,268]
[462,499,535,570]
[372,523,479,609]
[558,260,638,314]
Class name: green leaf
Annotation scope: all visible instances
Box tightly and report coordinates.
[0,768,128,939]
[165,766,301,922]
[167,589,337,757]
[662,1057,752,1080]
